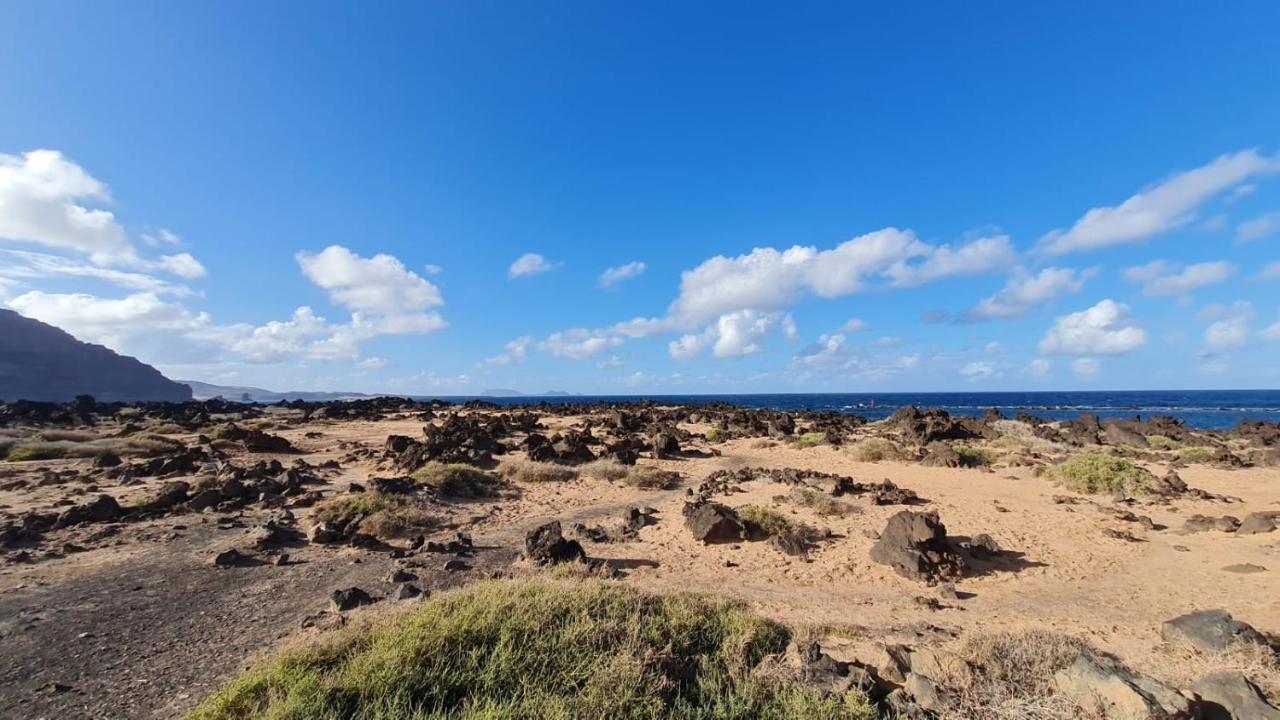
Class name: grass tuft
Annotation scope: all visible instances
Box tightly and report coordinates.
[956,446,995,468]
[580,459,630,482]
[844,437,905,462]
[791,432,827,449]
[622,465,681,490]
[313,493,437,539]
[786,487,856,517]
[500,458,581,483]
[1146,435,1182,450]
[1175,446,1217,463]
[411,463,505,498]
[186,578,874,720]
[1047,453,1154,496]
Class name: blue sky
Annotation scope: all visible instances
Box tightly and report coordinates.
[1,2,1278,394]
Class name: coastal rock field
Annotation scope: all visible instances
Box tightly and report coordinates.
[1,398,1277,718]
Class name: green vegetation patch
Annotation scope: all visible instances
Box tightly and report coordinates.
[1048,453,1154,496]
[786,487,856,517]
[622,465,681,490]
[1145,435,1183,450]
[791,432,827,449]
[737,505,821,544]
[411,463,505,498]
[1176,445,1217,463]
[499,459,580,483]
[844,437,905,462]
[186,579,874,720]
[955,446,995,468]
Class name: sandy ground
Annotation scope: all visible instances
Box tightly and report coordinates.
[1,410,1277,718]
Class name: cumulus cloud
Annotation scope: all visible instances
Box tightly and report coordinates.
[508,253,556,278]
[961,361,997,380]
[668,310,794,360]
[483,336,533,366]
[1039,299,1147,355]
[538,329,623,359]
[1072,358,1101,377]
[1237,212,1280,243]
[296,245,446,334]
[7,290,209,351]
[967,266,1094,320]
[1037,149,1280,256]
[1026,358,1052,377]
[668,229,1010,326]
[0,149,131,263]
[1204,316,1249,351]
[1261,321,1280,342]
[841,318,869,332]
[1123,260,1234,297]
[598,261,646,288]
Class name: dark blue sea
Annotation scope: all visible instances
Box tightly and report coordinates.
[433,390,1280,430]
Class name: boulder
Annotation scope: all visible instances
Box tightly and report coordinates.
[142,481,190,510]
[53,494,121,529]
[1054,655,1194,719]
[1192,670,1280,720]
[524,521,586,565]
[330,587,375,612]
[1162,609,1268,653]
[869,510,965,584]
[684,502,746,544]
[211,549,254,567]
[308,521,345,544]
[1238,512,1278,536]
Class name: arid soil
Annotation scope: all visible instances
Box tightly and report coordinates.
[1,399,1277,718]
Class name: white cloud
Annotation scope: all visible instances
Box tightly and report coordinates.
[296,245,446,335]
[984,341,1005,355]
[1039,299,1147,355]
[423,264,442,275]
[1026,358,1051,377]
[668,310,793,359]
[155,253,207,279]
[1072,357,1101,377]
[0,150,131,263]
[1123,260,1234,297]
[538,329,623,359]
[961,361,997,380]
[668,229,1008,326]
[483,336,533,366]
[358,356,387,369]
[0,248,195,296]
[668,332,711,360]
[1261,321,1280,342]
[595,355,623,369]
[7,290,211,354]
[141,229,182,247]
[967,266,1094,320]
[508,252,555,278]
[840,318,869,332]
[1037,149,1280,255]
[1205,316,1249,351]
[1261,261,1280,280]
[1195,300,1253,322]
[1237,212,1280,243]
[598,261,646,288]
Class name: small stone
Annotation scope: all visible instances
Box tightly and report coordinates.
[330,587,375,612]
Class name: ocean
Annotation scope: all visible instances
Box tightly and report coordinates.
[440,390,1280,430]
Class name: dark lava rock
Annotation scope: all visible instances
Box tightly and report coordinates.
[141,481,190,511]
[53,494,121,529]
[1162,609,1268,653]
[524,521,587,565]
[212,548,254,567]
[870,510,966,584]
[330,587,375,612]
[392,584,424,601]
[1192,670,1280,720]
[684,502,746,544]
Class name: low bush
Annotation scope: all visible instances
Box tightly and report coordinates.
[499,458,580,483]
[1176,445,1217,463]
[1048,453,1153,495]
[737,504,821,546]
[786,487,856,517]
[791,432,827,449]
[1145,435,1182,450]
[411,463,505,498]
[3,443,70,462]
[845,437,906,462]
[580,459,630,482]
[622,465,681,490]
[313,493,437,539]
[186,578,875,720]
[956,446,995,468]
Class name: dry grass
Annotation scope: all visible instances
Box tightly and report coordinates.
[1150,639,1280,706]
[1146,435,1182,450]
[38,429,99,442]
[500,458,581,483]
[580,459,631,482]
[937,630,1093,720]
[1176,445,1217,463]
[410,463,505,498]
[785,487,857,517]
[1,436,179,462]
[313,493,437,539]
[844,437,906,462]
[621,465,681,490]
[956,446,995,467]
[736,505,821,545]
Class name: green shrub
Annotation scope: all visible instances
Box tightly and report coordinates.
[1049,453,1154,495]
[737,505,821,545]
[955,446,995,468]
[1176,446,1217,463]
[313,493,402,525]
[705,427,725,442]
[1146,435,1182,450]
[411,463,505,498]
[0,439,13,461]
[186,579,875,720]
[313,493,436,540]
[3,443,70,462]
[845,437,905,462]
[791,432,827,449]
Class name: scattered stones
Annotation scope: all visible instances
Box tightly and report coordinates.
[1161,609,1268,653]
[869,510,965,584]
